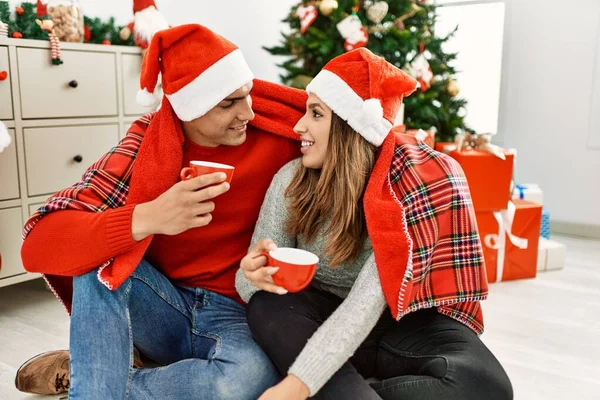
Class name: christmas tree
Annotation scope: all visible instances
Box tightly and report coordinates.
[265,0,470,142]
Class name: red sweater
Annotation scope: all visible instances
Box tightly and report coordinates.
[21,128,299,303]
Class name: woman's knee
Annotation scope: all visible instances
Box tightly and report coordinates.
[246,291,288,344]
[451,358,513,400]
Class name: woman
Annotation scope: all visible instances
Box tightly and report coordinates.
[236,48,512,400]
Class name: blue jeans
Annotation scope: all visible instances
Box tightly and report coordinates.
[68,259,279,399]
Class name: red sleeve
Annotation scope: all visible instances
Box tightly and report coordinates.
[21,206,137,277]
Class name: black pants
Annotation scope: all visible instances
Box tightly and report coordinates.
[247,288,513,400]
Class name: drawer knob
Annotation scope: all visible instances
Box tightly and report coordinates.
[0,71,7,81]
[73,155,83,163]
[68,80,78,88]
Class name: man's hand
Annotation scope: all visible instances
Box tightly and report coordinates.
[240,239,288,295]
[258,375,310,400]
[131,172,230,241]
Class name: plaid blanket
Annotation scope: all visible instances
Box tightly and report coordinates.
[365,133,488,334]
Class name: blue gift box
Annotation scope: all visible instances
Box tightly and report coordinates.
[540,209,550,239]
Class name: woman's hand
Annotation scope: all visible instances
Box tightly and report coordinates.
[240,239,288,295]
[258,375,310,400]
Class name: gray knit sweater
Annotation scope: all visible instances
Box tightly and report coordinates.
[235,160,387,396]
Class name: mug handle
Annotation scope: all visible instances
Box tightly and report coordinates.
[252,251,274,266]
[180,167,197,181]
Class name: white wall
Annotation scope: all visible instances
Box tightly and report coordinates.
[498,0,600,226]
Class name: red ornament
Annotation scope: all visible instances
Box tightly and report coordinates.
[102,39,111,45]
[0,71,7,81]
[12,32,23,39]
[16,6,24,15]
[84,24,91,42]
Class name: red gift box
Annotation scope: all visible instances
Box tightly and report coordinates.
[450,150,515,211]
[475,199,542,282]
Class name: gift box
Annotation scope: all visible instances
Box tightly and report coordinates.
[537,238,566,272]
[476,199,542,282]
[513,183,544,205]
[450,150,515,211]
[540,209,550,239]
[434,142,456,153]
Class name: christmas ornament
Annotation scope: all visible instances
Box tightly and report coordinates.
[394,3,421,30]
[337,14,368,52]
[447,79,460,97]
[102,39,111,45]
[16,6,24,15]
[366,1,388,24]
[406,53,433,91]
[318,0,338,16]
[0,71,7,81]
[0,121,11,153]
[83,23,91,41]
[120,25,131,41]
[291,74,313,89]
[130,0,169,49]
[36,0,63,65]
[12,31,22,38]
[296,4,318,33]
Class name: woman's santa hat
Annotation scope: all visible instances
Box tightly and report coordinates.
[136,24,254,122]
[306,48,416,147]
[0,121,11,153]
[132,0,169,49]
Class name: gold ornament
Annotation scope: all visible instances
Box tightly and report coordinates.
[120,26,131,41]
[366,1,389,24]
[319,0,338,16]
[447,79,460,97]
[394,3,422,31]
[291,75,314,89]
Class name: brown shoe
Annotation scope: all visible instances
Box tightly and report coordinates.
[15,350,70,395]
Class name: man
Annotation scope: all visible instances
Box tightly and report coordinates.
[16,24,306,399]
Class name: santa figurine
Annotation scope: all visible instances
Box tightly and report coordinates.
[120,0,169,50]
[35,0,63,65]
[0,121,11,154]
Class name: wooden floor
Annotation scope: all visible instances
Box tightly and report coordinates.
[0,235,598,400]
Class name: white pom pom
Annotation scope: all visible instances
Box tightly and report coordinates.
[351,98,384,129]
[0,121,11,153]
[136,87,160,108]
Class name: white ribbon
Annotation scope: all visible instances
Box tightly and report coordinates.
[483,201,529,282]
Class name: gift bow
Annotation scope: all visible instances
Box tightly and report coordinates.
[483,201,528,282]
[455,132,506,160]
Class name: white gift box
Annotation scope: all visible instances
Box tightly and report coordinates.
[536,238,566,272]
[513,183,544,205]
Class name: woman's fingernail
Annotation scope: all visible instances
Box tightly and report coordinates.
[276,288,288,295]
[267,267,279,275]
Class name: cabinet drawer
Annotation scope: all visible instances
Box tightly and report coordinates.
[24,124,119,196]
[0,207,25,279]
[122,54,155,116]
[0,46,13,120]
[0,129,20,201]
[17,48,118,119]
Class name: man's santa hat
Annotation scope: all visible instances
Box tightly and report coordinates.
[132,0,169,49]
[306,48,416,147]
[0,121,11,153]
[136,24,254,122]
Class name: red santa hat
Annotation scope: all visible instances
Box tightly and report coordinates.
[36,0,50,19]
[132,0,169,49]
[306,48,417,147]
[137,24,254,122]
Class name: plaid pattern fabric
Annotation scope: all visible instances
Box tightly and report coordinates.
[23,113,153,240]
[389,140,488,334]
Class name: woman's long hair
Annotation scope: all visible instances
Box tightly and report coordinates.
[285,113,377,267]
